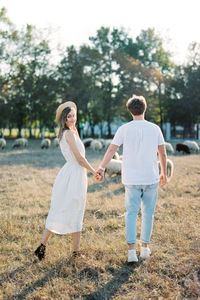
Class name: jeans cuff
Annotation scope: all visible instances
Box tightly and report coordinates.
[140,239,150,243]
[127,240,137,244]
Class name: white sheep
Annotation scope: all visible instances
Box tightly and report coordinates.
[12,138,28,148]
[0,138,6,149]
[158,158,174,180]
[105,159,122,177]
[82,138,93,148]
[41,138,51,149]
[113,152,120,160]
[165,142,174,155]
[99,139,105,148]
[90,139,103,151]
[104,139,113,149]
[53,137,59,147]
[184,140,200,153]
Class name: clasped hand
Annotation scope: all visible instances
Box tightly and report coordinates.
[93,169,104,182]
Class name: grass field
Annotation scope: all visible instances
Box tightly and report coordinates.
[0,140,200,299]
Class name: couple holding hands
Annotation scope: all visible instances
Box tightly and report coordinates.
[34,95,167,263]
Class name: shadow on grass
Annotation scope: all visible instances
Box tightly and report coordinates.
[85,208,124,220]
[1,256,76,300]
[0,263,34,287]
[88,176,122,194]
[1,256,140,300]
[82,262,139,300]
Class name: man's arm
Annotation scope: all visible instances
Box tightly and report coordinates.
[96,144,119,179]
[158,144,167,186]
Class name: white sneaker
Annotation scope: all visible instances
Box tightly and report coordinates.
[128,249,138,262]
[140,246,151,259]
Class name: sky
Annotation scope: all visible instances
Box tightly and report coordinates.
[1,0,200,64]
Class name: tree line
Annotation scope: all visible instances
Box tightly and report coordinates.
[0,7,200,138]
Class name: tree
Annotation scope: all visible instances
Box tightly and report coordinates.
[116,28,175,126]
[57,46,88,129]
[8,24,52,137]
[0,7,17,132]
[165,42,200,138]
[88,27,132,136]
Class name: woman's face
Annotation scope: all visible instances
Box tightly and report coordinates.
[65,108,76,128]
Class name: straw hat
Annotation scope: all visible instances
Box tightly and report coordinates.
[55,101,77,124]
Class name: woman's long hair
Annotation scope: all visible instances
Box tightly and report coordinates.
[57,107,72,141]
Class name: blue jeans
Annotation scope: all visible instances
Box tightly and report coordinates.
[125,183,159,244]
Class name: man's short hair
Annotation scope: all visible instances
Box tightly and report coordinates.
[126,95,147,115]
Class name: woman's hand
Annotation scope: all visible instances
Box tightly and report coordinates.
[93,171,103,182]
[96,168,104,182]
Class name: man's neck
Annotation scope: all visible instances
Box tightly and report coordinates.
[132,114,145,120]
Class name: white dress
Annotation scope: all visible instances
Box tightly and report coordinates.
[45,130,88,234]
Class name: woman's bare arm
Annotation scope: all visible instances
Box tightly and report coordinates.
[66,131,97,176]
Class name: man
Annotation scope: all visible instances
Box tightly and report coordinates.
[97,95,167,262]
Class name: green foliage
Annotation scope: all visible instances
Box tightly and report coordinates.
[0,7,199,137]
[165,43,200,129]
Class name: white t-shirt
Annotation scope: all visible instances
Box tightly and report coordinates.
[111,120,165,185]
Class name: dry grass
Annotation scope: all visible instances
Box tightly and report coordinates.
[0,140,200,300]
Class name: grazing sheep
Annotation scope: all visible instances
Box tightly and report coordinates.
[12,138,28,148]
[90,139,103,151]
[105,159,122,177]
[53,137,59,147]
[184,140,200,153]
[99,139,105,148]
[83,138,93,148]
[41,138,51,149]
[113,152,120,160]
[165,142,174,155]
[104,139,113,149]
[158,158,174,180]
[0,138,6,149]
[176,143,190,154]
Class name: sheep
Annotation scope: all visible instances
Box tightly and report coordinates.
[158,158,174,180]
[41,138,51,149]
[53,137,59,147]
[113,152,120,160]
[83,138,93,148]
[165,142,174,155]
[184,140,200,153]
[0,138,6,149]
[176,143,190,154]
[90,139,103,151]
[99,139,105,148]
[12,138,28,148]
[104,139,113,149]
[105,157,174,181]
[105,159,122,177]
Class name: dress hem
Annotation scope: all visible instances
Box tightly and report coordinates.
[45,226,82,235]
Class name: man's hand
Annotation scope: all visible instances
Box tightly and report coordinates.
[96,168,104,182]
[94,173,102,182]
[160,173,167,187]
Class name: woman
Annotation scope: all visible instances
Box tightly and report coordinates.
[34,101,100,260]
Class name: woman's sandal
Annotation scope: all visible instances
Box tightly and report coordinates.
[34,243,46,261]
